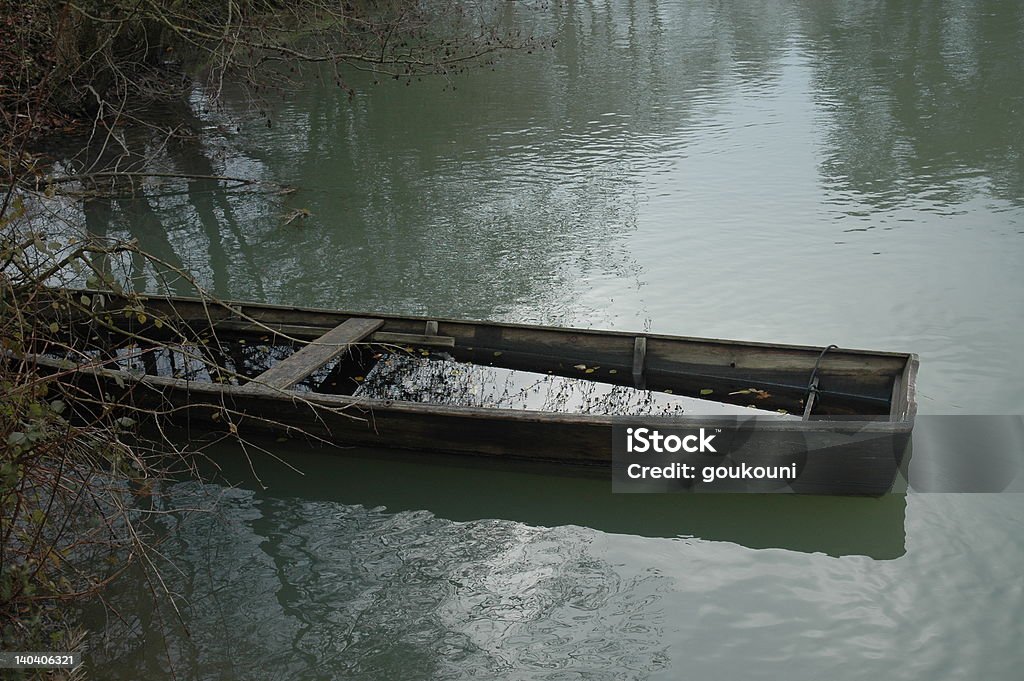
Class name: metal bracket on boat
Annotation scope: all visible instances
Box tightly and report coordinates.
[632,336,647,390]
[803,344,838,419]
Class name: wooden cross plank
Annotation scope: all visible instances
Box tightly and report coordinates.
[241,317,383,391]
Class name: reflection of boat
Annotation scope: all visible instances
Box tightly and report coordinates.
[200,438,908,560]
[26,289,917,494]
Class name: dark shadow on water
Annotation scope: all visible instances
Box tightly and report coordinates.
[193,434,907,560]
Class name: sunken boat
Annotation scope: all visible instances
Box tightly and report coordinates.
[16,289,918,494]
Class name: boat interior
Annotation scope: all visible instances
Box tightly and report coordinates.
[26,290,917,421]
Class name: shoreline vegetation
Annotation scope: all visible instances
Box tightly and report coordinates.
[1,0,536,670]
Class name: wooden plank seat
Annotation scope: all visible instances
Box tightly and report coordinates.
[240,317,384,391]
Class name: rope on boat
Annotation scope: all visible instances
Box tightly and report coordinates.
[803,344,839,419]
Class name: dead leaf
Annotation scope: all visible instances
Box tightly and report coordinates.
[281,208,312,227]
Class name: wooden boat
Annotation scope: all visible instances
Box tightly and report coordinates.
[20,289,918,495]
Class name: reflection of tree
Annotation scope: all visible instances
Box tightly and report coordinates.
[799,0,1024,208]
[83,193,192,294]
[165,108,268,300]
[84,485,668,679]
[356,351,692,416]
[72,0,782,319]
[69,0,1023,316]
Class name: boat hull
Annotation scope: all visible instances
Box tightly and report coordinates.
[19,289,919,495]
[56,362,911,495]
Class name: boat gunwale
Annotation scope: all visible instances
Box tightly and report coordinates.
[29,288,922,425]
[70,288,919,362]
[21,351,916,433]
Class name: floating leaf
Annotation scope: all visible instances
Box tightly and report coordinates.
[573,364,587,370]
[80,295,91,306]
[153,318,163,329]
[355,376,365,382]
[585,368,595,374]
[49,322,59,333]
[608,369,617,374]
[116,417,135,429]
[6,432,27,446]
[493,351,502,357]
[664,389,673,394]
[700,389,714,396]
[49,400,65,414]
[136,313,147,324]
[729,387,770,399]
[281,207,312,226]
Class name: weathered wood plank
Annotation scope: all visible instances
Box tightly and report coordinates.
[214,320,328,340]
[371,331,455,348]
[889,356,919,421]
[85,291,910,373]
[46,289,916,415]
[633,336,647,389]
[241,317,383,391]
[214,321,456,349]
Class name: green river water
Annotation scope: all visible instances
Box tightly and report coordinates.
[65,1,1023,678]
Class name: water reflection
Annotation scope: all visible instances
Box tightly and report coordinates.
[801,0,1024,210]
[46,2,1024,678]
[201,439,906,560]
[85,481,672,680]
[79,437,909,678]
[54,2,1022,366]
